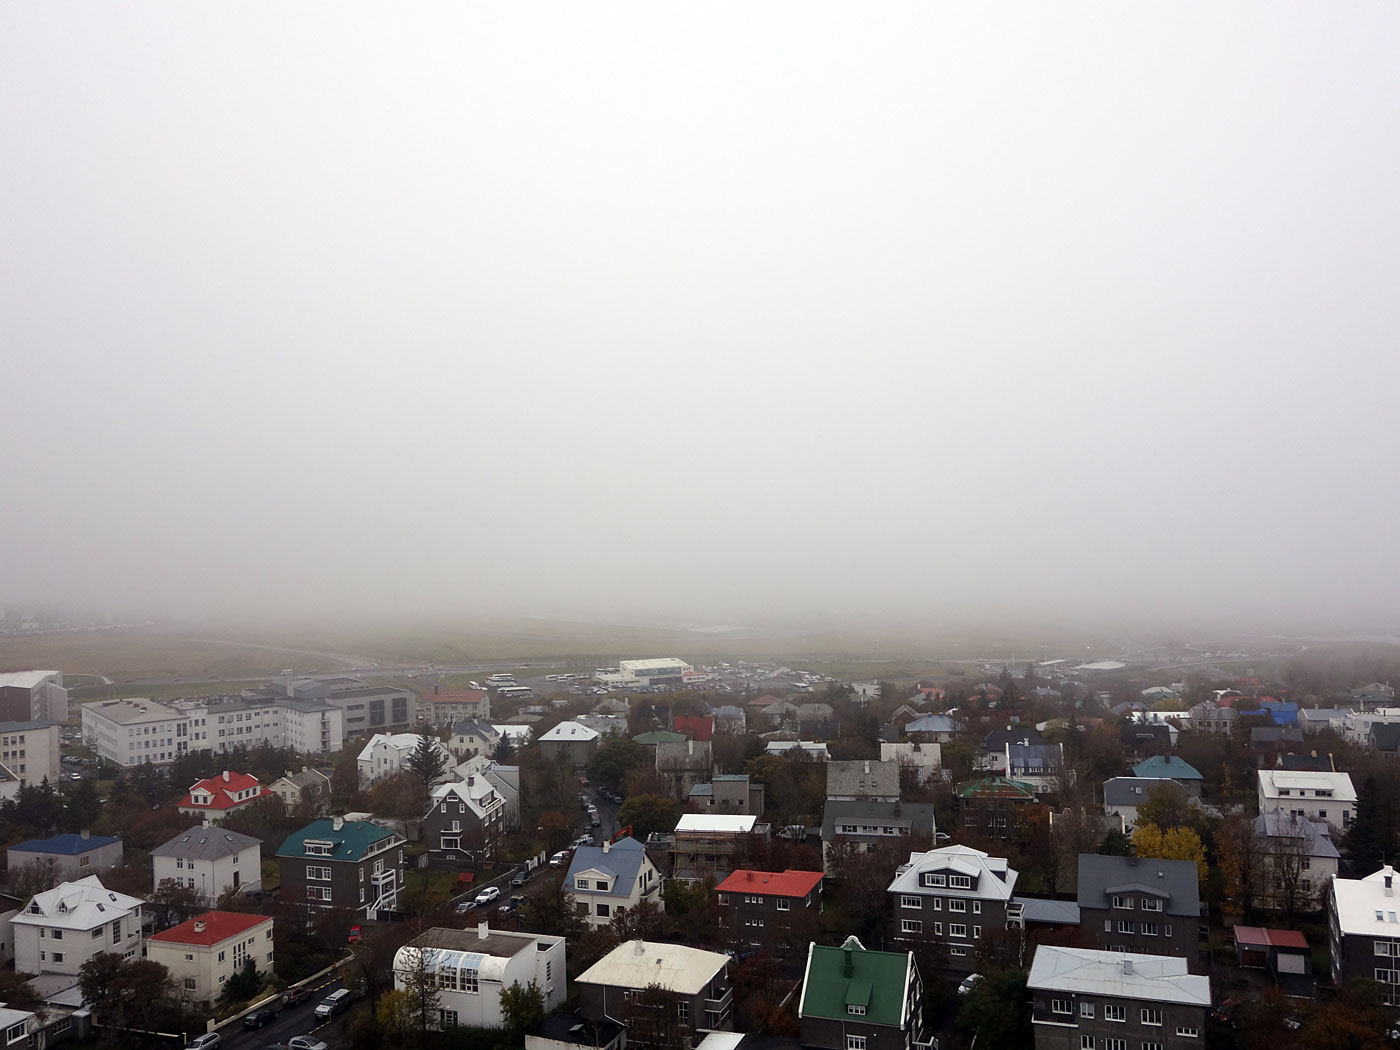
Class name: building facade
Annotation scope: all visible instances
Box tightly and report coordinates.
[424,775,508,865]
[7,832,123,882]
[176,771,264,822]
[887,845,1020,969]
[565,838,662,929]
[1257,769,1356,835]
[277,817,406,919]
[798,936,925,1050]
[152,825,263,902]
[0,671,68,723]
[0,721,60,789]
[419,690,491,728]
[1077,855,1201,971]
[577,940,732,1045]
[146,911,274,1009]
[1329,864,1400,1004]
[12,877,144,977]
[715,868,823,957]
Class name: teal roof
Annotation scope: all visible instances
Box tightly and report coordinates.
[1133,755,1203,781]
[800,937,912,1029]
[633,730,685,744]
[276,819,397,862]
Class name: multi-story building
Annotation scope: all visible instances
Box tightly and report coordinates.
[688,774,765,816]
[277,817,405,919]
[1257,769,1356,834]
[418,689,491,728]
[424,775,507,865]
[539,721,601,769]
[267,767,333,813]
[1254,808,1338,912]
[177,771,265,823]
[81,698,189,766]
[592,659,693,690]
[322,686,415,735]
[1027,945,1210,1050]
[1187,700,1237,734]
[655,738,711,797]
[821,801,937,868]
[12,876,144,976]
[1006,742,1066,794]
[1077,855,1201,971]
[146,911,274,1009]
[880,741,943,783]
[277,700,344,755]
[7,832,123,881]
[448,719,501,761]
[887,845,1020,969]
[577,940,731,1044]
[152,825,263,902]
[798,936,925,1050]
[670,814,764,884]
[393,924,565,1030]
[565,838,663,929]
[715,868,823,958]
[956,776,1040,840]
[0,671,68,723]
[356,732,453,787]
[0,721,60,789]
[1329,863,1400,1003]
[826,759,900,802]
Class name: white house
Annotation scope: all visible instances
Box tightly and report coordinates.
[448,720,501,761]
[151,825,263,902]
[145,910,275,1008]
[1257,769,1356,833]
[12,876,145,976]
[393,923,566,1030]
[1255,808,1340,911]
[880,741,944,783]
[563,838,663,929]
[177,771,264,823]
[357,733,453,787]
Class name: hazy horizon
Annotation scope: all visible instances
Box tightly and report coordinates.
[4,4,1399,634]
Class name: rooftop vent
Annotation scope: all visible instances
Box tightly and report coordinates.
[1122,959,1133,976]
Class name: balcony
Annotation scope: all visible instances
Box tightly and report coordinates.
[704,986,733,1013]
[372,868,398,889]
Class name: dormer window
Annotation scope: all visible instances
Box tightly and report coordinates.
[923,873,946,888]
[848,1005,866,1016]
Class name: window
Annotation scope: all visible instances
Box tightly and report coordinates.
[1117,921,1135,934]
[933,922,942,935]
[307,886,332,902]
[1140,898,1162,912]
[973,900,982,914]
[717,893,728,905]
[930,898,942,910]
[1141,923,1158,936]
[1142,1043,1162,1050]
[973,926,982,939]
[5,1022,26,1044]
[596,904,611,918]
[1052,999,1072,1015]
[440,1010,459,1027]
[1176,1028,1199,1038]
[949,875,972,889]
[1081,1038,1095,1050]
[307,866,332,881]
[576,879,590,891]
[51,930,62,940]
[1112,896,1134,909]
[902,919,923,934]
[462,969,479,994]
[901,895,921,909]
[848,1005,866,1016]
[845,1037,866,1050]
[948,899,967,913]
[92,927,104,939]
[1141,1009,1161,1026]
[924,873,946,887]
[52,952,63,963]
[596,882,609,893]
[950,945,967,957]
[776,898,790,911]
[1105,1005,1125,1022]
[184,978,197,989]
[1377,941,1400,957]
[1104,1041,1126,1050]
[949,924,967,938]
[1081,1003,1095,1019]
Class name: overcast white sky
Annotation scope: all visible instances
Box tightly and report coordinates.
[3,4,1398,632]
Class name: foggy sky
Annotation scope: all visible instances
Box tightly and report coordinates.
[3,4,1399,633]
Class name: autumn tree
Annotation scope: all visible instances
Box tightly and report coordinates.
[1217,811,1264,916]
[518,873,585,941]
[78,954,184,1043]
[1132,823,1207,884]
[621,983,691,1050]
[391,944,443,1043]
[1135,781,1199,833]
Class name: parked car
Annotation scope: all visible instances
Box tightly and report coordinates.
[314,988,352,1020]
[549,850,570,868]
[189,1036,221,1050]
[288,1038,329,1050]
[497,902,517,918]
[958,974,984,997]
[243,1005,282,1028]
[454,899,477,914]
[1210,999,1243,1028]
[511,869,531,888]
[577,775,589,786]
[284,986,313,1007]
[475,886,501,906]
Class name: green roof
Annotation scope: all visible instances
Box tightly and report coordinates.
[633,730,686,745]
[800,937,911,1029]
[276,819,397,862]
[956,776,1036,800]
[1132,755,1203,780]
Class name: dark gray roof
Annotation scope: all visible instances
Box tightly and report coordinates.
[985,726,1044,751]
[152,825,262,861]
[1255,808,1341,859]
[821,800,937,840]
[1014,896,1081,926]
[1251,725,1305,747]
[825,760,899,799]
[1276,752,1336,771]
[1102,777,1176,807]
[1371,724,1400,752]
[1076,854,1200,917]
[332,686,412,699]
[451,718,499,738]
[1008,743,1061,770]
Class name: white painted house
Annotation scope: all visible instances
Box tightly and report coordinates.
[145,910,275,1008]
[357,733,453,787]
[12,876,144,977]
[1257,769,1356,834]
[151,825,263,902]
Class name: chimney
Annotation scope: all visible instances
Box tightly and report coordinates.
[843,943,854,977]
[333,815,344,832]
[222,770,231,782]
[603,840,611,854]
[747,870,754,881]
[80,829,90,840]
[634,941,645,957]
[194,920,206,933]
[1122,959,1133,976]
[477,921,489,940]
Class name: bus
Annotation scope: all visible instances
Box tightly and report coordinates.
[498,685,534,700]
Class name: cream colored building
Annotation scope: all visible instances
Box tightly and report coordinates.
[12,876,145,976]
[145,910,274,1008]
[0,721,61,789]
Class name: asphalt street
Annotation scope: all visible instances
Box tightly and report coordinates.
[220,976,345,1050]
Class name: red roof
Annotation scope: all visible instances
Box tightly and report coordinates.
[1232,926,1308,950]
[150,910,268,947]
[674,715,714,741]
[179,771,262,811]
[715,869,824,898]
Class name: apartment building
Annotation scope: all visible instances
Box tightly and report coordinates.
[1028,946,1210,1050]
[277,817,406,919]
[1257,769,1356,834]
[328,686,415,734]
[0,721,60,788]
[146,911,274,1009]
[826,759,900,802]
[418,689,491,728]
[1077,855,1201,971]
[1329,864,1400,1004]
[688,773,765,816]
[798,936,925,1050]
[152,825,263,902]
[81,699,189,766]
[820,800,937,867]
[887,845,1020,969]
[1254,808,1338,912]
[715,868,823,958]
[424,775,507,864]
[12,877,145,977]
[0,671,68,723]
[577,940,732,1044]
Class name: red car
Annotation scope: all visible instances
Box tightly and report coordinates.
[577,775,589,786]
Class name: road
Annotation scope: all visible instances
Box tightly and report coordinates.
[220,976,345,1050]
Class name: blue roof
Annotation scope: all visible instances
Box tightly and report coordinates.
[10,832,121,856]
[1132,755,1203,781]
[1259,701,1299,726]
[564,836,648,898]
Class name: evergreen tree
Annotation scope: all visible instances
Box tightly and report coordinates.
[406,731,448,790]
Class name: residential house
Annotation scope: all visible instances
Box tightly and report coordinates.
[887,845,1019,969]
[176,771,264,823]
[670,814,763,885]
[152,825,263,902]
[539,721,602,769]
[1007,742,1065,794]
[1254,808,1339,912]
[715,869,823,957]
[956,777,1039,840]
[1329,864,1400,1004]
[880,741,943,784]
[357,733,453,787]
[673,715,714,740]
[577,940,732,1043]
[1299,708,1345,734]
[146,911,274,1009]
[1077,854,1201,971]
[905,714,965,742]
[417,688,491,728]
[821,801,937,868]
[1027,945,1210,1050]
[277,816,406,918]
[591,697,631,717]
[424,775,507,865]
[576,714,629,738]
[1275,751,1336,772]
[1352,683,1397,706]
[394,923,566,1029]
[0,1001,88,1050]
[655,738,712,797]
[1260,701,1299,726]
[826,759,900,803]
[448,719,501,761]
[0,892,22,964]
[1370,723,1400,759]
[688,774,764,816]
[713,706,747,735]
[633,729,686,749]
[1256,769,1356,834]
[1188,701,1237,734]
[764,740,829,760]
[798,936,925,1050]
[1119,722,1172,756]
[1103,778,1185,833]
[6,832,123,881]
[12,876,144,976]
[850,682,882,705]
[0,721,60,788]
[267,767,333,813]
[981,727,1045,774]
[565,838,663,929]
[1251,726,1306,756]
[754,700,798,729]
[81,698,190,766]
[1131,755,1204,798]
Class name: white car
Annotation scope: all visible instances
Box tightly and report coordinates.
[188,1036,221,1050]
[288,1038,329,1050]
[958,974,985,997]
[475,886,501,906]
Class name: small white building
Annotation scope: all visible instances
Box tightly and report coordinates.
[12,876,144,976]
[880,741,943,783]
[151,825,263,902]
[448,719,501,761]
[564,838,663,929]
[146,910,274,1008]
[1257,769,1356,834]
[393,923,566,1030]
[357,733,453,787]
[764,740,829,761]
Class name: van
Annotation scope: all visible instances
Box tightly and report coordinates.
[314,988,352,1020]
